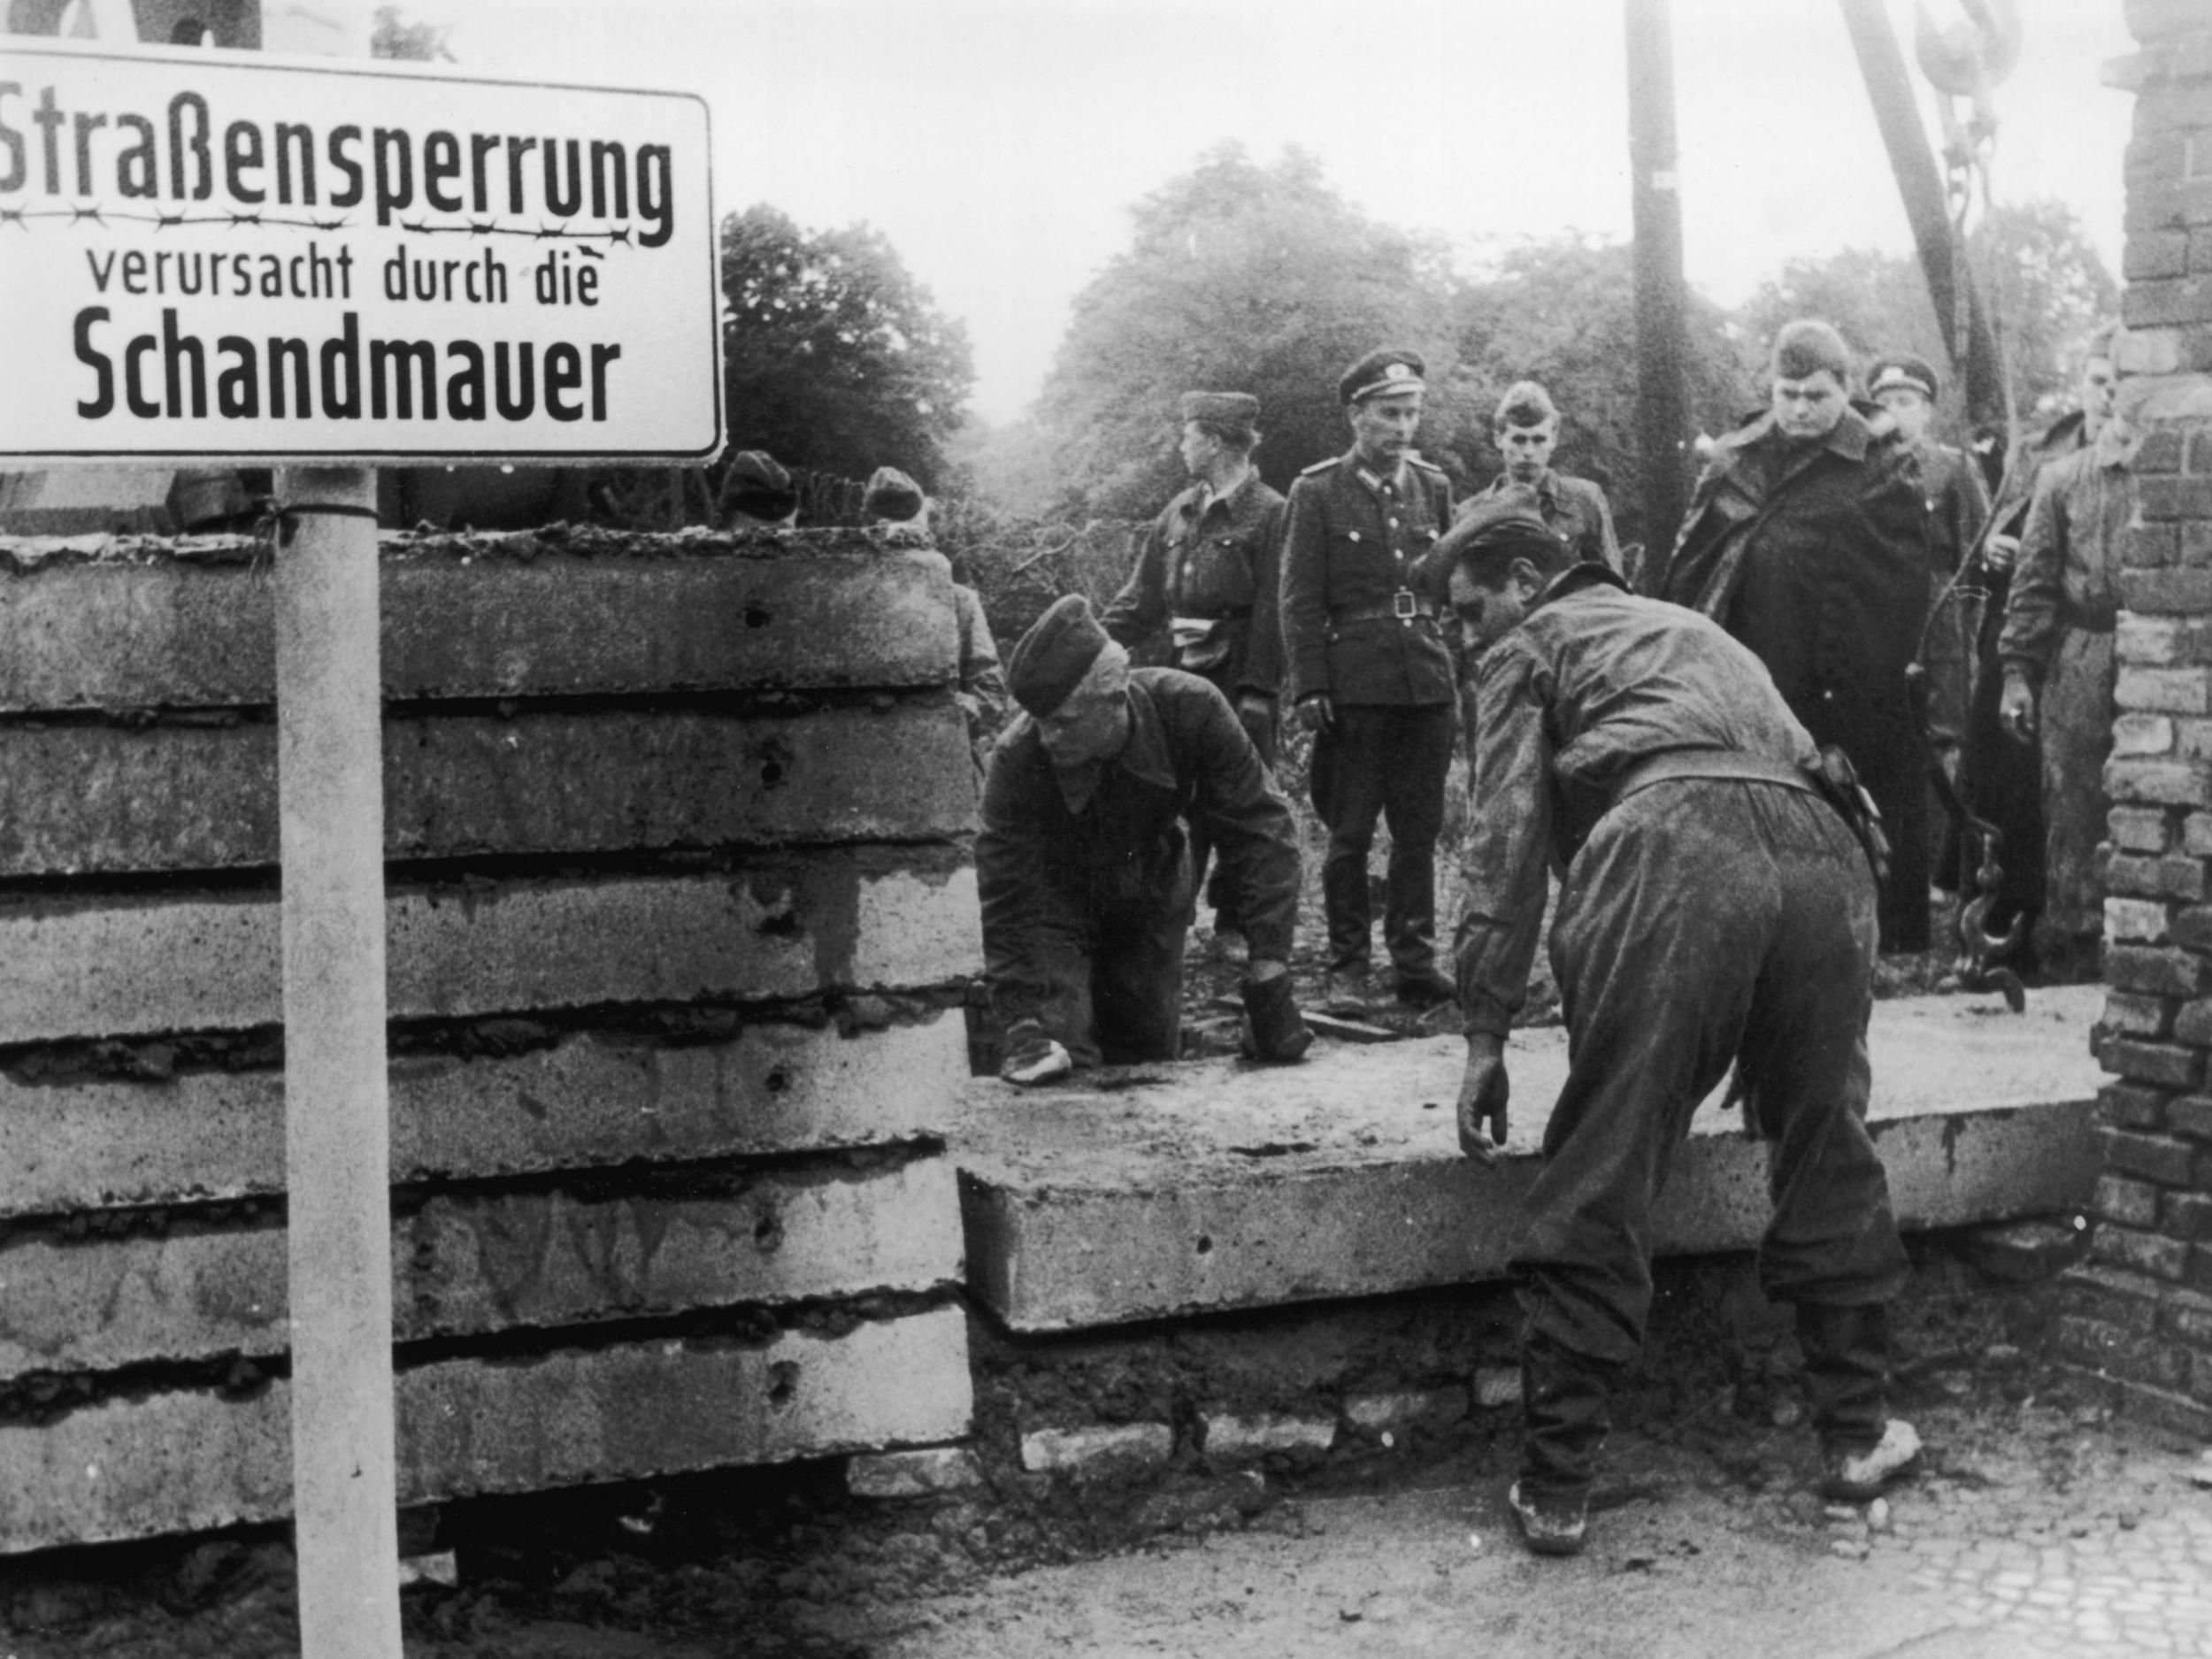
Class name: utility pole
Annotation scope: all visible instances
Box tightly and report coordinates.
[1626,0,1690,564]
[1836,0,2011,439]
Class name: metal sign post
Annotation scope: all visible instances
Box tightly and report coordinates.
[274,470,400,1657]
[0,27,719,1658]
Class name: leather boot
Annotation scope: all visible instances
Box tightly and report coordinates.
[1517,1335,1617,1509]
[1795,1300,1892,1455]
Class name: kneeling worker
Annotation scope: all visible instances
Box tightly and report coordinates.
[979,594,1311,1083]
[1442,508,1918,1555]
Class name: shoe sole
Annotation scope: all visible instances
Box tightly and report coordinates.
[1508,1484,1587,1556]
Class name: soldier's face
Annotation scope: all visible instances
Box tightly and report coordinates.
[1873,386,1932,444]
[1771,371,1847,442]
[1448,563,1537,657]
[2079,357,2116,434]
[1496,419,1557,483]
[1036,655,1133,770]
[1179,421,1219,477]
[1349,393,1423,464]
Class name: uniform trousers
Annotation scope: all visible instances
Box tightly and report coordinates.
[1512,778,1910,1499]
[1029,856,1194,1067]
[1310,701,1453,975]
[2035,626,2115,962]
[1190,691,1278,933]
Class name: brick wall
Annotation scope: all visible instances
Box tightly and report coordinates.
[0,523,981,1551]
[2061,2,2212,1436]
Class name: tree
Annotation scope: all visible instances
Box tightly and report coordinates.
[1733,198,2117,436]
[1036,145,1479,518]
[1443,234,1754,552]
[719,204,975,488]
[372,5,454,60]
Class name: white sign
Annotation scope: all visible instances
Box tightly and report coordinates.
[0,40,721,463]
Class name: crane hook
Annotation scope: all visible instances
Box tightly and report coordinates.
[1913,0,2024,97]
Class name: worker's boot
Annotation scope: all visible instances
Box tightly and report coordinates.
[1511,1337,1617,1556]
[1240,974,1313,1064]
[1797,1300,1919,1500]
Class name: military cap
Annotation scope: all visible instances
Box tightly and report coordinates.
[1179,391,1261,431]
[1436,498,1570,575]
[723,449,799,519]
[862,465,926,523]
[1008,594,1111,718]
[1868,354,1939,403]
[1494,380,1560,427]
[1770,320,1852,385]
[1338,348,1426,405]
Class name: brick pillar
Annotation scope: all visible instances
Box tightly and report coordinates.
[2061,4,2212,1437]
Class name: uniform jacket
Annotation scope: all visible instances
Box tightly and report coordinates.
[1279,449,1455,706]
[1650,403,1933,946]
[1915,442,1991,745]
[1455,565,1823,1035]
[1460,467,1622,572]
[977,667,1302,1024]
[1997,430,2135,681]
[1102,471,1287,699]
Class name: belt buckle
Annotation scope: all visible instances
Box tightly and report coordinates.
[1391,588,1417,621]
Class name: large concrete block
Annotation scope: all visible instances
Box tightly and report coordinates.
[0,860,982,1043]
[0,1308,972,1552]
[0,1160,962,1378]
[0,1015,970,1216]
[956,988,2108,1332]
[0,704,973,875]
[0,541,959,711]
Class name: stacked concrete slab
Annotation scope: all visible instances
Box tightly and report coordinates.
[0,523,979,1552]
[2063,2,2212,1437]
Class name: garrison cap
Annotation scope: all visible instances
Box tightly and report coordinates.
[1179,391,1261,433]
[1494,380,1560,427]
[862,465,926,523]
[1339,349,1427,405]
[723,449,799,520]
[1868,353,1940,403]
[1770,319,1853,385]
[1007,595,1111,718]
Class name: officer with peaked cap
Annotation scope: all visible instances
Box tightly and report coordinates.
[1279,348,1457,1009]
[1442,505,1916,1556]
[977,595,1310,1083]
[1865,351,1990,884]
[1102,390,1289,940]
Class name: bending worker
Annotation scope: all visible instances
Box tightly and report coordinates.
[978,595,1311,1084]
[1443,507,1919,1556]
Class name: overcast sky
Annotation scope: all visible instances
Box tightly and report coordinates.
[421,0,2135,425]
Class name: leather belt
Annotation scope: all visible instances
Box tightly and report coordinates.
[1329,592,1436,628]
[1609,747,1819,811]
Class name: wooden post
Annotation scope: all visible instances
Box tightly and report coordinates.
[275,472,403,1659]
[1625,0,1690,562]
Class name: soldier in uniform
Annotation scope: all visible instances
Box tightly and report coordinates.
[1651,320,1935,952]
[1865,353,1990,880]
[1443,506,1917,1556]
[1103,392,1287,937]
[979,595,1311,1084]
[1955,331,2119,965]
[864,465,1008,780]
[1455,380,1622,573]
[1279,348,1458,1007]
[1997,352,2136,980]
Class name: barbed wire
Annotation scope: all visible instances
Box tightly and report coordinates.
[0,204,641,243]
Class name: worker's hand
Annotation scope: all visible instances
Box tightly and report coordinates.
[1983,534,2021,574]
[1998,669,2038,744]
[1456,1033,1510,1164]
[1296,693,1335,733]
[999,1020,1072,1087]
[1235,694,1276,751]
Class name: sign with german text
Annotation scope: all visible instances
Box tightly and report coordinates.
[0,40,720,463]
